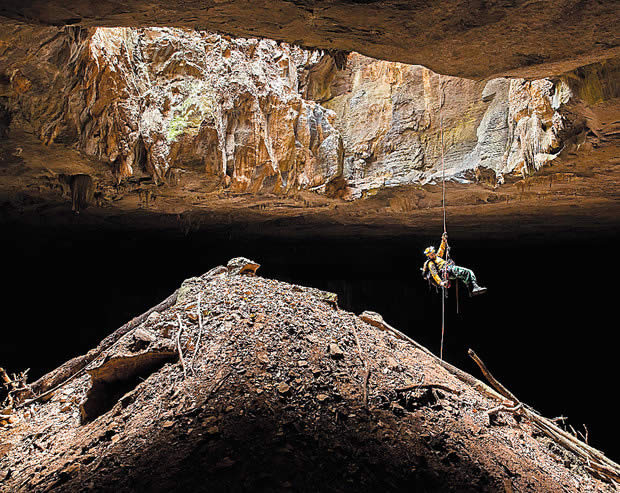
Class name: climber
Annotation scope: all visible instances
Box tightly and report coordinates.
[422,233,487,296]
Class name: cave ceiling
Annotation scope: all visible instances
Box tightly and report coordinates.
[2,1,620,79]
[0,4,619,240]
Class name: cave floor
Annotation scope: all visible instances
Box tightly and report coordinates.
[2,271,617,492]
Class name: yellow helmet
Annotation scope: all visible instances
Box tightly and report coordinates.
[424,246,436,256]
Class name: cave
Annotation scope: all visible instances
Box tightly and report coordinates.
[1,5,619,491]
[3,221,618,460]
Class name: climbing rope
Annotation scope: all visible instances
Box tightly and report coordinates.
[439,75,448,361]
[440,78,447,236]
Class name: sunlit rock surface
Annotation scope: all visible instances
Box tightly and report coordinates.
[0,26,618,235]
[0,27,343,195]
[320,53,619,199]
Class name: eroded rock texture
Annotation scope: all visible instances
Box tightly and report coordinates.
[0,25,618,232]
[1,26,343,194]
[1,0,619,79]
[318,53,619,198]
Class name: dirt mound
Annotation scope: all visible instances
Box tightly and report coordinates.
[0,260,617,491]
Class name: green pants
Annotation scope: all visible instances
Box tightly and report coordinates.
[448,265,477,289]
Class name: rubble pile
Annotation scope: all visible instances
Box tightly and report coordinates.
[0,259,616,491]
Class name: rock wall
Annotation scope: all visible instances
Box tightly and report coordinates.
[0,26,343,194]
[1,25,617,205]
[319,53,612,198]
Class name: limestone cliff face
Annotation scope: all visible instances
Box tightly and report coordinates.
[1,25,617,211]
[1,26,343,195]
[318,53,614,198]
[316,55,489,197]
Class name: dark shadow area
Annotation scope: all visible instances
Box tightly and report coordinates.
[80,352,177,423]
[2,221,618,460]
[61,388,501,492]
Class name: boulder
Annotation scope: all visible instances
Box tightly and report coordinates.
[226,257,260,276]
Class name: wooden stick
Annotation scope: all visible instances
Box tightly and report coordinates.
[569,424,578,439]
[531,410,619,471]
[468,349,519,404]
[487,402,522,416]
[468,348,620,483]
[360,315,506,403]
[581,424,589,444]
[587,461,620,484]
[352,322,370,407]
[396,383,460,395]
[176,314,188,379]
[191,293,203,370]
[531,418,620,481]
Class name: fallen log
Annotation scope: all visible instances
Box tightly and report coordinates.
[358,312,506,403]
[467,349,519,403]
[468,348,620,485]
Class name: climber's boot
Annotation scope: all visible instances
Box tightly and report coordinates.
[470,282,487,296]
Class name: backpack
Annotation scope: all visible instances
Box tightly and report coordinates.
[421,259,453,289]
